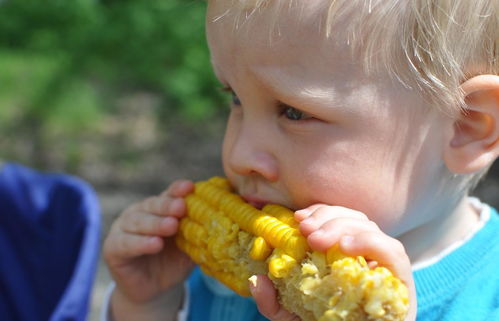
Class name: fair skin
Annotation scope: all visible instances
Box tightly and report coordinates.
[103,1,499,321]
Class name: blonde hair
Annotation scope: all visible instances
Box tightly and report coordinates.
[211,0,499,116]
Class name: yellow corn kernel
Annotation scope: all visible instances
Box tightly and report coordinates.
[250,236,272,261]
[269,251,297,278]
[179,218,207,247]
[208,176,232,190]
[326,244,348,264]
[176,177,409,321]
[263,204,299,228]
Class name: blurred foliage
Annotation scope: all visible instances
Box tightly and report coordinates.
[0,0,226,169]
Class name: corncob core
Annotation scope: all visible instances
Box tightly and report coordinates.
[176,177,409,321]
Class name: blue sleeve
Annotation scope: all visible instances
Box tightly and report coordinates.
[0,163,101,321]
[187,267,269,321]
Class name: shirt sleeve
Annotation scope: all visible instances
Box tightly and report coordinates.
[100,282,116,321]
[177,281,191,321]
[100,282,191,321]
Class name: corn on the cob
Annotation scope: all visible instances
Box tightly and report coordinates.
[176,177,409,321]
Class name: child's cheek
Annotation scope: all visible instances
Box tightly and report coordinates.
[290,168,408,233]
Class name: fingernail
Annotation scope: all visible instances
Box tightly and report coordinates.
[295,208,312,217]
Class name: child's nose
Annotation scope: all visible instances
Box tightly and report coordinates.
[225,127,279,182]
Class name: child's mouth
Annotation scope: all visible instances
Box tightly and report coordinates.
[241,195,268,210]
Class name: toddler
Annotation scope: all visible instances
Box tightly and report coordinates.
[103,1,499,320]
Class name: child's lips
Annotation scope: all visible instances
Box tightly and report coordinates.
[241,195,269,210]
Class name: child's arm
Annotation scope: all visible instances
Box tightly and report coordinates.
[250,204,417,321]
[102,180,196,321]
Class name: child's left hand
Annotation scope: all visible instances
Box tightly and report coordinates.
[249,204,417,321]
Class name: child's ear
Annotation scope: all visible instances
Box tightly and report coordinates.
[444,75,499,174]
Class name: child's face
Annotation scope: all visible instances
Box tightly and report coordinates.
[207,2,454,237]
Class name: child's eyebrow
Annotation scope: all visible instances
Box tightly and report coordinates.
[253,67,349,112]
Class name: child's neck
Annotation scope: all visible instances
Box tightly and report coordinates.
[399,196,481,267]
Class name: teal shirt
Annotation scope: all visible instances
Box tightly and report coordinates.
[187,205,499,321]
[414,206,499,321]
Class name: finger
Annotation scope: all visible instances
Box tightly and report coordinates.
[104,233,163,263]
[139,195,170,215]
[306,218,379,252]
[339,233,418,321]
[299,207,370,237]
[249,275,301,321]
[294,204,326,221]
[297,206,369,235]
[161,180,195,198]
[121,212,179,237]
[295,205,367,222]
[138,196,187,218]
[339,232,410,280]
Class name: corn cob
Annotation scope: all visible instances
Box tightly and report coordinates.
[176,177,409,321]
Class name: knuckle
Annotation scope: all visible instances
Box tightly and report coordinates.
[311,206,333,219]
[125,212,145,233]
[336,207,367,220]
[362,231,383,246]
[160,196,174,213]
[366,220,380,231]
[129,212,141,228]
[321,219,339,231]
[391,238,406,255]
[353,210,368,220]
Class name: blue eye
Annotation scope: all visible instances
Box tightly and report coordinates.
[283,106,308,120]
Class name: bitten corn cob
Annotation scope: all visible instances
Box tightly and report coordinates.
[176,177,409,321]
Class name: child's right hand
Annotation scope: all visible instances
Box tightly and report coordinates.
[250,204,417,321]
[103,179,196,320]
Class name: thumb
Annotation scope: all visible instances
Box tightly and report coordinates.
[249,275,301,321]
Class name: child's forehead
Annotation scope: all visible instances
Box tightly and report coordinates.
[206,0,346,57]
[207,5,381,110]
[206,1,362,84]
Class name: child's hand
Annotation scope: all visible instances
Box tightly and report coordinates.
[249,204,417,321]
[102,180,196,320]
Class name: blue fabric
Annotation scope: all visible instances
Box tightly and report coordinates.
[186,205,499,321]
[414,207,499,321]
[187,267,269,321]
[0,163,101,321]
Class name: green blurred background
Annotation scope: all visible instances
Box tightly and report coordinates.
[0,0,227,181]
[0,1,497,319]
[0,1,229,318]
